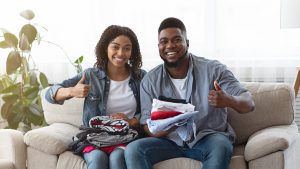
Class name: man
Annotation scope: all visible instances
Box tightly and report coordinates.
[125,17,255,169]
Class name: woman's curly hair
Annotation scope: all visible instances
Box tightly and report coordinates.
[95,25,143,79]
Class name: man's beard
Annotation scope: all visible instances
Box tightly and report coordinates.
[161,51,188,68]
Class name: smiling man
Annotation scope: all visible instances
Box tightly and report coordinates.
[125,17,255,169]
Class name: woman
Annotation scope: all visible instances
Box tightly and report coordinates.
[45,25,146,169]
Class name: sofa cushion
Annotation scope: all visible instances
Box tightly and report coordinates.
[41,88,84,127]
[244,124,297,161]
[228,82,294,145]
[24,123,80,154]
[56,151,86,169]
[0,159,14,169]
[248,151,284,169]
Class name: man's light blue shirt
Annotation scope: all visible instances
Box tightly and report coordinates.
[140,53,247,147]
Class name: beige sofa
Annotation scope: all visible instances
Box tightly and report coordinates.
[0,129,26,169]
[19,82,300,169]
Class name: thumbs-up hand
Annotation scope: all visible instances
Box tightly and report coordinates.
[71,72,90,98]
[208,80,230,108]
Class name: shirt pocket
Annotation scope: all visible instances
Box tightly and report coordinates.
[87,95,100,101]
[85,94,101,118]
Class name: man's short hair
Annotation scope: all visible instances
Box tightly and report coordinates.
[158,17,187,36]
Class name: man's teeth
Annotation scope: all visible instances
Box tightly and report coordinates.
[167,52,176,56]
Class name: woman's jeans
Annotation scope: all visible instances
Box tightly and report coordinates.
[84,148,127,169]
[125,133,233,169]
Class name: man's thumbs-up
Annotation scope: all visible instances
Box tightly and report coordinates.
[72,72,90,98]
[214,80,222,91]
[208,80,228,108]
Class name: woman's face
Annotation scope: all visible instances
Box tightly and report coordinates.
[107,35,132,68]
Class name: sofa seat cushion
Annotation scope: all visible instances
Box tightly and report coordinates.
[0,159,14,169]
[56,151,86,169]
[24,123,80,154]
[245,124,298,161]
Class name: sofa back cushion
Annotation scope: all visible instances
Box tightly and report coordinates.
[41,88,84,127]
[228,82,295,145]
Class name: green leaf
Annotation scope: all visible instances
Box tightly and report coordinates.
[39,72,49,88]
[1,102,12,119]
[6,51,22,74]
[29,103,43,116]
[29,71,38,86]
[0,75,13,91]
[4,33,18,48]
[2,94,18,103]
[0,83,19,94]
[7,111,23,129]
[0,41,10,48]
[20,9,35,20]
[27,111,44,125]
[74,55,84,64]
[23,86,39,98]
[19,33,31,51]
[19,24,37,45]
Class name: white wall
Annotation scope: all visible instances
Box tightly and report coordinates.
[0,0,300,84]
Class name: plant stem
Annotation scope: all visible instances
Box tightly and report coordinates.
[41,40,76,67]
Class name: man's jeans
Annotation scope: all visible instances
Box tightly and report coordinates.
[125,133,233,169]
[84,148,127,169]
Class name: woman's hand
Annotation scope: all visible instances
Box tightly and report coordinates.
[111,113,139,128]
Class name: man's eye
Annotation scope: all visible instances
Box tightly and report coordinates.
[173,38,182,43]
[159,40,167,45]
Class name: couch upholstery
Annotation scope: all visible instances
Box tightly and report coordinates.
[22,82,300,169]
[0,129,26,169]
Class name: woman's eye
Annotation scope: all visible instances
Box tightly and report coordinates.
[111,45,119,50]
[124,47,131,51]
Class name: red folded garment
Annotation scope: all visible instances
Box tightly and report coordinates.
[151,111,183,120]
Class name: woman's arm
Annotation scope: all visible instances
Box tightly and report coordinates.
[54,74,90,102]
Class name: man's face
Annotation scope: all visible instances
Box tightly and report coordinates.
[158,28,189,68]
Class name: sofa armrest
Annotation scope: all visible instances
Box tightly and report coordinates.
[244,123,298,161]
[24,123,80,155]
[0,129,26,169]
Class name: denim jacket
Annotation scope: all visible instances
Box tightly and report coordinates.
[45,67,146,127]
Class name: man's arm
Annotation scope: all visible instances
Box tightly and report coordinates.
[208,80,255,114]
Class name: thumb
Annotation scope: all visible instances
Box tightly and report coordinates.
[214,80,222,91]
[78,72,86,84]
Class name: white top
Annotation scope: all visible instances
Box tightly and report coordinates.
[170,76,187,99]
[106,76,136,119]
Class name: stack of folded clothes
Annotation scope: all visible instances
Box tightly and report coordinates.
[147,96,198,142]
[68,116,138,155]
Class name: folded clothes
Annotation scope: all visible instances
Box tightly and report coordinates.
[89,116,129,133]
[158,96,187,104]
[151,111,183,120]
[148,99,198,142]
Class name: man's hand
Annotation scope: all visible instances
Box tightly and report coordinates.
[208,80,231,108]
[71,73,90,98]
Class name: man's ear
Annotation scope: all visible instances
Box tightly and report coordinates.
[186,39,189,47]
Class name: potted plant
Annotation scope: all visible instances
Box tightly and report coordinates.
[0,9,49,132]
